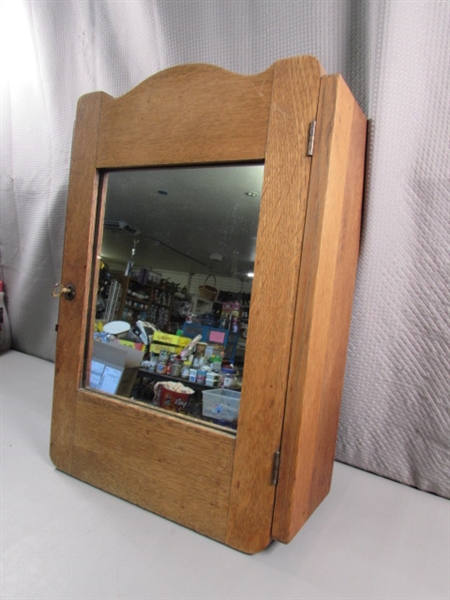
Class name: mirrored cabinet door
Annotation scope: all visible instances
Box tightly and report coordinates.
[88,164,263,433]
[50,57,366,553]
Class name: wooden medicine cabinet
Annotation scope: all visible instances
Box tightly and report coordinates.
[50,56,366,553]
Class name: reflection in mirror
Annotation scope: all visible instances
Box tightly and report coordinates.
[87,163,263,432]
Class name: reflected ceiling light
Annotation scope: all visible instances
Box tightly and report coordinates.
[245,191,258,197]
[210,253,223,261]
[247,272,255,278]
[104,220,141,235]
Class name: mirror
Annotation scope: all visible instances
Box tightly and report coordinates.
[87,163,264,431]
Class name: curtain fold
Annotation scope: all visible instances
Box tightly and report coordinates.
[1,0,448,498]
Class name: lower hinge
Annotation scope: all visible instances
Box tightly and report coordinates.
[271,450,281,486]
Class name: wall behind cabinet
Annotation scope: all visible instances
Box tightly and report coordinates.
[2,0,448,499]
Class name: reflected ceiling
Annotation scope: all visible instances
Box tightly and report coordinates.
[101,164,264,278]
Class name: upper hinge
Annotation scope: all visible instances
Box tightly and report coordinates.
[271,450,281,486]
[307,120,316,156]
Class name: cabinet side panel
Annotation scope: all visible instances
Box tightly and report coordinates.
[97,64,274,167]
[225,56,323,554]
[71,392,235,543]
[50,93,108,472]
[272,75,367,542]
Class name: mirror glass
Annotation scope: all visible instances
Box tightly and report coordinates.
[86,163,263,432]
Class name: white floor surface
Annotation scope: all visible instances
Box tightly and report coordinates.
[1,350,449,600]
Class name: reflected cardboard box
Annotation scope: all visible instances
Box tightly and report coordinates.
[152,331,191,347]
[204,343,225,358]
[91,340,145,397]
[150,332,191,356]
[150,342,183,355]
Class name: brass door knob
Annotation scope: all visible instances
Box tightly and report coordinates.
[52,283,76,300]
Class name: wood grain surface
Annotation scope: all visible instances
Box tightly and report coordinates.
[271,75,367,542]
[71,391,235,542]
[97,63,274,167]
[50,92,107,472]
[225,56,323,553]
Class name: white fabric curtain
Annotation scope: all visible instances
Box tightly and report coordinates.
[1,0,449,498]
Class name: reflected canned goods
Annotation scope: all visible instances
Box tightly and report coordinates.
[196,369,207,385]
[221,367,236,388]
[156,362,166,374]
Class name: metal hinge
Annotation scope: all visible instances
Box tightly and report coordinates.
[307,120,316,156]
[271,450,281,486]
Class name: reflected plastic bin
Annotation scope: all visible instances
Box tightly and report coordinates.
[202,388,241,424]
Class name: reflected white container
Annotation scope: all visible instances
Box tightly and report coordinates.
[202,388,241,423]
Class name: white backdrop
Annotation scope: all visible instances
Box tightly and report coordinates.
[1,0,449,498]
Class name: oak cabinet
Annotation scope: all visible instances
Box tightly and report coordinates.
[50,56,366,553]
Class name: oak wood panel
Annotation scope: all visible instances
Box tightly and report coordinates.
[272,75,367,542]
[225,56,323,553]
[71,391,235,542]
[97,64,274,168]
[50,93,109,472]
